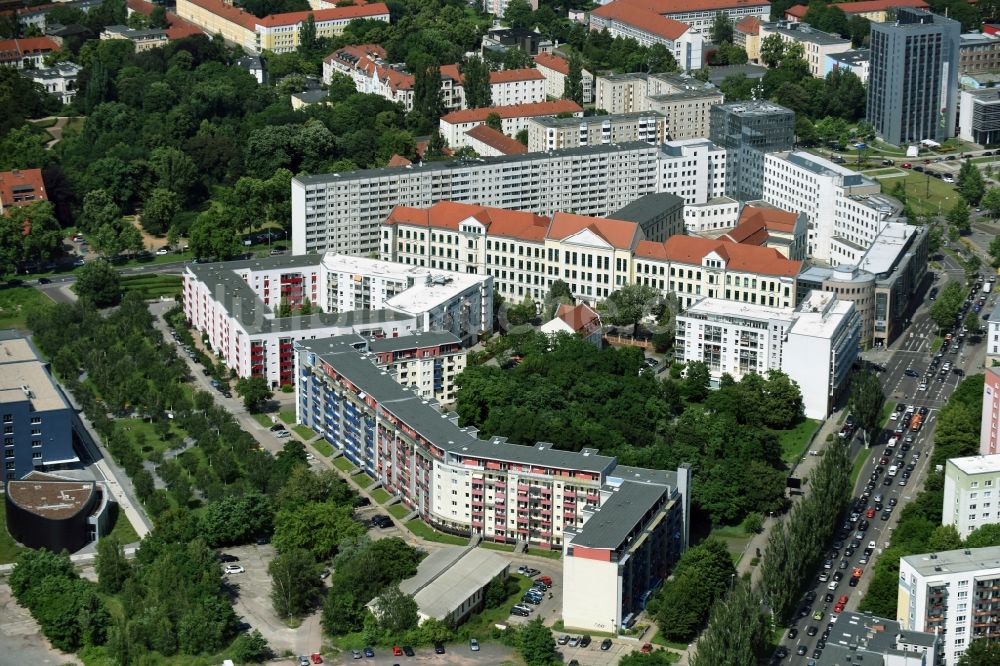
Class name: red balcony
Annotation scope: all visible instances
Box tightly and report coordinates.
[540,531,552,538]
[540,509,552,517]
[563,490,576,499]
[495,480,506,489]
[472,498,484,507]
[540,497,551,506]
[540,487,551,496]
[517,491,529,500]
[495,496,505,505]
[586,493,600,502]
[471,520,483,528]
[472,482,484,490]
[517,483,529,492]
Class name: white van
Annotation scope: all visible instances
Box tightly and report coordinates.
[888,465,899,478]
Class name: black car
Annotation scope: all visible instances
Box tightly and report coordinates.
[797,645,808,656]
[403,645,414,656]
[882,510,892,520]
[580,635,591,648]
[775,646,789,659]
[806,626,818,636]
[355,496,371,507]
[813,649,823,659]
[218,553,239,563]
[788,627,799,639]
[511,606,530,617]
[370,515,392,528]
[849,576,860,587]
[600,638,613,651]
[434,642,446,654]
[904,368,919,377]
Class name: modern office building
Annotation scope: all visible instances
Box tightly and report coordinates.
[762,151,901,264]
[294,336,692,632]
[982,367,1000,456]
[0,331,79,482]
[943,455,1000,538]
[710,101,795,202]
[796,222,928,347]
[822,610,943,665]
[898,546,1000,664]
[182,254,492,388]
[958,88,1000,145]
[291,142,662,256]
[758,21,852,78]
[825,48,870,84]
[867,8,960,146]
[525,111,667,153]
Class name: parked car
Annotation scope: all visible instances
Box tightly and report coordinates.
[601,638,613,651]
[224,564,245,574]
[370,515,392,528]
[363,647,374,658]
[403,645,414,656]
[434,642,445,654]
[218,553,239,563]
[580,635,592,647]
[470,639,479,652]
[511,606,530,617]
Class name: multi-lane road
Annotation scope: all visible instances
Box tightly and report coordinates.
[774,260,994,663]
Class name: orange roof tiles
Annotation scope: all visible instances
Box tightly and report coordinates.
[658,236,801,276]
[440,64,464,84]
[464,125,527,155]
[555,303,602,336]
[547,212,641,251]
[784,3,808,18]
[534,52,569,75]
[0,168,47,210]
[324,43,386,65]
[489,67,545,83]
[440,99,582,125]
[183,0,258,30]
[832,0,928,14]
[386,154,412,167]
[738,206,799,233]
[0,36,59,63]
[257,2,388,27]
[591,2,691,41]
[385,202,550,241]
[128,0,205,39]
[735,16,761,34]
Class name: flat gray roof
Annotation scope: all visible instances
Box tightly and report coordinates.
[398,547,509,620]
[827,611,938,654]
[764,22,850,46]
[827,48,869,65]
[293,141,656,186]
[707,64,768,84]
[989,300,1000,323]
[612,192,684,223]
[902,545,1000,577]
[529,111,665,129]
[570,480,669,550]
[368,331,462,354]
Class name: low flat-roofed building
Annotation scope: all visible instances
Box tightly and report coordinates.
[825,48,870,84]
[395,547,510,625]
[100,24,168,50]
[820,610,942,665]
[4,471,113,552]
[959,88,1000,145]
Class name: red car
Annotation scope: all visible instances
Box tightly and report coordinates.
[838,595,849,605]
[853,567,864,578]
[834,603,845,613]
[641,643,653,653]
[310,655,323,664]
[537,575,553,586]
[901,163,912,169]
[392,646,403,656]
[866,508,876,518]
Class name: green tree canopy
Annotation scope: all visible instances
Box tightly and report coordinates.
[72,259,122,307]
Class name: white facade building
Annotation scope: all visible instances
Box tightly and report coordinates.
[758,21,852,78]
[657,138,728,207]
[898,546,1000,665]
[943,455,1000,538]
[291,142,662,256]
[762,151,901,263]
[533,52,593,104]
[780,290,862,419]
[987,303,1000,364]
[588,4,704,72]
[26,62,82,105]
[525,112,667,152]
[182,253,492,388]
[439,99,583,149]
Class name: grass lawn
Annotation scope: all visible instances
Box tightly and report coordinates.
[278,409,297,425]
[120,274,182,299]
[388,504,410,519]
[0,286,51,329]
[930,336,943,353]
[892,172,961,216]
[527,547,561,560]
[650,632,690,651]
[119,417,185,457]
[880,401,895,426]
[311,439,334,456]
[861,167,901,177]
[850,447,868,489]
[370,487,392,504]
[292,424,315,440]
[480,541,514,553]
[108,507,141,545]
[710,524,751,565]
[464,575,535,639]
[251,413,273,428]
[772,418,821,464]
[352,472,374,489]
[333,456,356,473]
[0,500,25,564]
[405,519,469,546]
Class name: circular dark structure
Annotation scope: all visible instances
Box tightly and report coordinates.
[5,472,100,552]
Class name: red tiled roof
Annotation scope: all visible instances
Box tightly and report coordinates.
[725,206,800,246]
[0,36,59,63]
[440,64,464,84]
[534,52,569,75]
[385,201,550,241]
[129,0,206,40]
[735,16,761,34]
[555,303,602,336]
[591,2,690,41]
[324,43,386,65]
[634,240,668,260]
[257,3,389,27]
[834,0,928,14]
[547,212,641,251]
[659,236,801,276]
[0,168,47,210]
[464,125,527,155]
[784,3,808,18]
[182,0,258,30]
[440,99,582,125]
[489,67,545,83]
[386,154,412,167]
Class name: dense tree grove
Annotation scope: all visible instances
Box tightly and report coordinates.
[457,332,802,524]
[648,539,736,641]
[860,374,984,617]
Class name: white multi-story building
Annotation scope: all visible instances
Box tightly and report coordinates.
[986,303,1000,365]
[781,290,861,419]
[762,151,901,263]
[182,253,492,388]
[657,138,728,207]
[533,52,593,104]
[589,3,704,71]
[982,367,1000,456]
[26,62,82,105]
[525,112,667,153]
[594,72,722,139]
[294,335,691,633]
[944,455,1000,538]
[676,290,859,418]
[439,99,583,149]
[291,142,662,256]
[758,21,852,78]
[898,546,1000,664]
[594,0,771,36]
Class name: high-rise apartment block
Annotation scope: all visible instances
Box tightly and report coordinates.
[291,142,661,256]
[525,112,667,153]
[867,8,960,146]
[709,101,795,202]
[593,72,723,139]
[983,367,1000,455]
[944,455,1000,538]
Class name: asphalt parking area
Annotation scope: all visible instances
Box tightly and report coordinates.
[333,641,514,664]
[557,639,635,665]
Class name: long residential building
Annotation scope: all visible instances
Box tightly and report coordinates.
[380,201,798,308]
[898,546,1000,665]
[655,138,736,233]
[0,330,79,482]
[533,52,593,104]
[588,3,704,72]
[944,455,1000,539]
[988,304,1000,366]
[594,72,723,139]
[591,0,770,38]
[525,111,667,152]
[181,253,492,388]
[675,290,859,418]
[983,367,1000,456]
[175,0,390,53]
[291,142,662,256]
[762,151,902,264]
[294,334,691,632]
